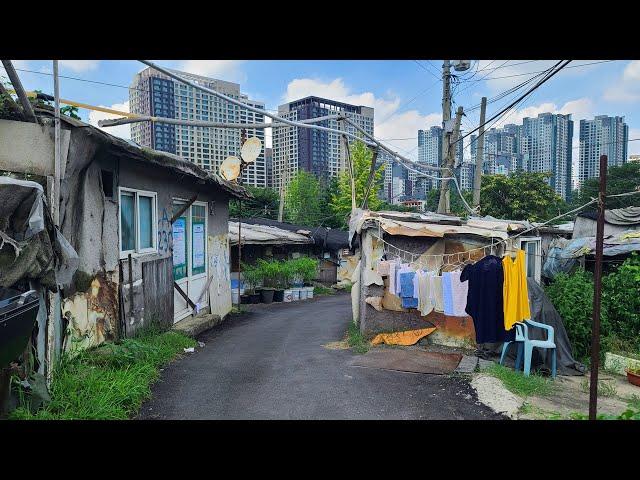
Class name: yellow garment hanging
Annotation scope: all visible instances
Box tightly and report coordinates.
[502,249,531,330]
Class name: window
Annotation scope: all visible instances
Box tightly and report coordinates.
[519,237,541,284]
[119,188,157,257]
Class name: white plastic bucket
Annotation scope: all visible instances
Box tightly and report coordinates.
[298,288,307,300]
[283,289,293,303]
[231,288,244,305]
[291,288,301,301]
[305,286,314,299]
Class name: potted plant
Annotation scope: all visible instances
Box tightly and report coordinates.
[626,366,640,387]
[256,259,276,304]
[280,260,295,303]
[241,264,262,304]
[298,257,319,300]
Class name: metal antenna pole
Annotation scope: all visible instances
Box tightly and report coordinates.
[53,60,61,227]
[589,154,607,420]
[237,129,247,308]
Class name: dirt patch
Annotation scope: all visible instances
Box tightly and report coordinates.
[323,340,350,350]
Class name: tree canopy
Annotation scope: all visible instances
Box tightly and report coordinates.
[229,185,279,219]
[571,162,640,212]
[478,171,566,222]
[284,170,324,225]
[329,140,384,227]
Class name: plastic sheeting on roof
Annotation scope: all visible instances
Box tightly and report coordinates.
[228,222,314,246]
[542,230,640,279]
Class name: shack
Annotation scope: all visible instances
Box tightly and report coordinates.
[230,218,350,284]
[349,209,543,347]
[542,206,640,279]
[0,112,249,376]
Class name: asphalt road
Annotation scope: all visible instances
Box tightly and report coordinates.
[138,293,503,420]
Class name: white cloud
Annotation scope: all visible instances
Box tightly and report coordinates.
[491,97,595,127]
[604,60,640,102]
[59,60,100,72]
[176,60,246,83]
[88,100,131,140]
[282,77,439,160]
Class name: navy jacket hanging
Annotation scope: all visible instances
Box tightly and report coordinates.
[461,255,515,344]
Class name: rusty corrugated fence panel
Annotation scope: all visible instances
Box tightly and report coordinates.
[142,257,174,329]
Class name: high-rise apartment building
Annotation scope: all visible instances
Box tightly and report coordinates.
[415,125,463,196]
[130,67,267,187]
[271,96,374,191]
[521,113,573,199]
[470,124,523,176]
[578,115,628,186]
[264,147,273,188]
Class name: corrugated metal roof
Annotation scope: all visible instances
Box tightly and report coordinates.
[228,222,314,245]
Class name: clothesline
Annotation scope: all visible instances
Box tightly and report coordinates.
[371,198,599,268]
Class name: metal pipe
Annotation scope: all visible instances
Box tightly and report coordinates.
[139,60,374,146]
[589,154,608,420]
[1,60,36,122]
[98,113,342,129]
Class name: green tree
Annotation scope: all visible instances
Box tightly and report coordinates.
[330,140,383,227]
[229,186,279,219]
[479,171,566,222]
[571,162,640,212]
[285,170,323,225]
[425,188,474,217]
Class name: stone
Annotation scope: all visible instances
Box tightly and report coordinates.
[173,313,223,337]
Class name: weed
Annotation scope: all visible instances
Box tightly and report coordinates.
[346,322,369,354]
[313,285,335,296]
[10,331,196,420]
[482,363,555,398]
[580,378,618,398]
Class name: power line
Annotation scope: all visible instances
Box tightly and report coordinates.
[465,60,613,83]
[413,60,441,81]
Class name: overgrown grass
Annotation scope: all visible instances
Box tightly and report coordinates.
[10,330,196,420]
[482,363,555,398]
[580,378,618,397]
[347,322,369,354]
[313,285,335,296]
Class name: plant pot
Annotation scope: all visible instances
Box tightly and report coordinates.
[626,369,640,387]
[261,288,275,304]
[283,289,293,303]
[291,288,301,301]
[305,286,314,299]
[273,289,284,302]
[240,294,250,304]
[249,293,261,304]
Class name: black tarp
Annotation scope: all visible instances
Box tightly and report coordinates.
[478,280,585,376]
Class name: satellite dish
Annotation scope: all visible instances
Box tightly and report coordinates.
[240,137,262,164]
[220,156,242,181]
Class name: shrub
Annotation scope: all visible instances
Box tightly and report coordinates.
[602,253,640,347]
[545,269,603,361]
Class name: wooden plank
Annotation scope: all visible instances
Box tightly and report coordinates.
[142,257,174,329]
[171,194,198,224]
[174,281,196,310]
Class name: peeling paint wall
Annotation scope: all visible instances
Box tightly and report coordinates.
[61,274,119,355]
[208,233,231,318]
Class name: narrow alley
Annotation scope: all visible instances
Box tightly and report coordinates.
[138,293,503,420]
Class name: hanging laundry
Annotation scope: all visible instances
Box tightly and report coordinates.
[377,260,391,276]
[388,260,397,294]
[502,249,531,331]
[398,271,416,299]
[395,264,412,296]
[417,271,434,316]
[448,270,469,317]
[401,296,419,309]
[430,275,444,312]
[442,271,455,316]
[461,255,515,344]
[412,271,420,300]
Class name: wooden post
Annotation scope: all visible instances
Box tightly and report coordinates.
[589,154,607,420]
[128,254,134,327]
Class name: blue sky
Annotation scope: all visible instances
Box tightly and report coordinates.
[3,60,639,168]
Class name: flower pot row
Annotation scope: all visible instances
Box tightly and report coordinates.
[239,286,315,305]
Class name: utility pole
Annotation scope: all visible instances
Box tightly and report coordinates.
[278,148,288,222]
[438,105,463,214]
[589,154,608,420]
[472,96,487,208]
[437,60,452,214]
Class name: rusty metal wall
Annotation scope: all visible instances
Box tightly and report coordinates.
[142,257,174,329]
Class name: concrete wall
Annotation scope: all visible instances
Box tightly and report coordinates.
[573,216,638,239]
[0,119,70,177]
